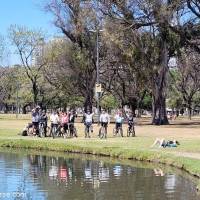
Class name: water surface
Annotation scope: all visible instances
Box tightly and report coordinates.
[0,151,199,200]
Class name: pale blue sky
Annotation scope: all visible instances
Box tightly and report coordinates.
[0,0,59,65]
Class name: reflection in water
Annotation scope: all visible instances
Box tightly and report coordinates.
[154,168,164,176]
[49,166,58,180]
[0,152,199,200]
[113,165,123,177]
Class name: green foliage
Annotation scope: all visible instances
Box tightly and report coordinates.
[141,94,152,110]
[100,94,119,110]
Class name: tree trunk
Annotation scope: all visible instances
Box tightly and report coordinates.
[130,104,136,117]
[136,90,147,118]
[22,106,26,114]
[32,81,38,106]
[188,107,192,120]
[152,94,169,125]
[4,103,9,114]
[151,41,169,125]
[84,90,93,112]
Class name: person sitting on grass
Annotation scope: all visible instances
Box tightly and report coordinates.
[21,123,33,136]
[151,138,180,148]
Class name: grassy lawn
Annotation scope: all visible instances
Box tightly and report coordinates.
[1,115,200,154]
[1,114,200,185]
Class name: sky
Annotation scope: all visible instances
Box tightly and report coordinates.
[0,0,59,65]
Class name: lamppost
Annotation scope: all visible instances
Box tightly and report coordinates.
[90,28,103,122]
[13,74,20,119]
[16,81,20,119]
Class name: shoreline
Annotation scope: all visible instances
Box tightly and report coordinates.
[1,137,200,189]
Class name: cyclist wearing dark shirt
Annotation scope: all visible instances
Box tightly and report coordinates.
[69,110,77,137]
[32,106,40,135]
[127,112,134,131]
[39,110,48,136]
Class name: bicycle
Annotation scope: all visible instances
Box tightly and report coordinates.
[98,123,108,139]
[51,124,59,139]
[113,124,123,137]
[84,123,93,138]
[39,122,46,138]
[60,124,69,139]
[69,123,78,138]
[99,126,106,139]
[127,123,136,137]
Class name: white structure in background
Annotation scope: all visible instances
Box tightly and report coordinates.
[31,36,66,67]
[31,38,45,67]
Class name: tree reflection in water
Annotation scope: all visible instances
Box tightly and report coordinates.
[0,152,199,200]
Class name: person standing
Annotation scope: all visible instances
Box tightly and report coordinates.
[39,110,48,137]
[61,112,69,134]
[83,110,94,138]
[99,109,110,138]
[69,109,77,137]
[32,106,40,136]
[114,111,124,135]
[50,111,60,137]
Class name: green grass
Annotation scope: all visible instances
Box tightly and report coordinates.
[1,114,200,188]
[0,113,31,120]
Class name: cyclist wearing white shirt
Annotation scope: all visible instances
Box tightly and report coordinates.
[115,112,124,132]
[84,110,94,138]
[85,113,94,124]
[50,111,60,134]
[100,110,110,136]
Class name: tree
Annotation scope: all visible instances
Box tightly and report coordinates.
[100,94,119,112]
[46,0,101,111]
[9,25,46,106]
[0,66,20,113]
[170,48,200,119]
[42,37,85,109]
[98,0,181,124]
[0,35,5,64]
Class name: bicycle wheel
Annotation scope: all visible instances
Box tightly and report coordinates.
[127,128,130,137]
[113,128,117,136]
[72,126,77,137]
[99,127,105,139]
[39,124,45,138]
[69,124,74,137]
[52,126,57,139]
[119,127,123,137]
[84,126,88,138]
[132,126,136,137]
[45,126,50,137]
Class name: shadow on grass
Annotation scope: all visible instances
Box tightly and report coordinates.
[136,120,200,128]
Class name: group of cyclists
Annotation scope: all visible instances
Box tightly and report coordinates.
[27,106,136,139]
[30,106,77,138]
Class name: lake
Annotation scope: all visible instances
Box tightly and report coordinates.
[0,150,199,200]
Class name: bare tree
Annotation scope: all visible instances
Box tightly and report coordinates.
[9,25,46,105]
[171,48,200,119]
